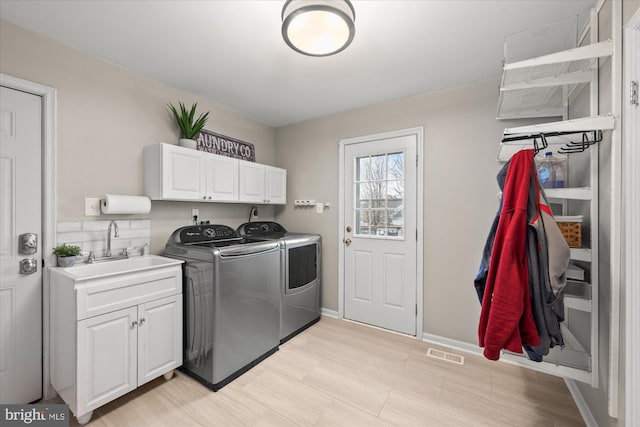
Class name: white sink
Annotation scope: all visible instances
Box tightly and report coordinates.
[56,255,183,281]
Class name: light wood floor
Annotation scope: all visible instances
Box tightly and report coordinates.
[57,316,585,426]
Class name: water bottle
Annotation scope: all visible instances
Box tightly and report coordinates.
[552,155,567,188]
[536,152,553,189]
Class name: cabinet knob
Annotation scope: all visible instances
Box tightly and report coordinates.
[202,196,206,199]
[139,318,146,326]
[208,196,212,200]
[131,320,138,329]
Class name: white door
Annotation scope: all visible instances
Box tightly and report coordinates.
[137,295,182,386]
[77,306,137,414]
[0,87,42,403]
[343,134,417,335]
[162,144,205,200]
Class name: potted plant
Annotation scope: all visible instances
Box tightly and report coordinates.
[167,101,210,149]
[53,243,81,267]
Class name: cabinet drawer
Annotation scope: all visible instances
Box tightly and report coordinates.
[76,267,181,320]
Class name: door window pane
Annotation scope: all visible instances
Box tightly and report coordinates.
[353,151,405,239]
[356,210,370,235]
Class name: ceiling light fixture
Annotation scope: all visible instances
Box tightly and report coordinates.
[281,0,356,57]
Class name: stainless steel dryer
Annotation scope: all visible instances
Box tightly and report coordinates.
[237,221,321,343]
[163,224,281,391]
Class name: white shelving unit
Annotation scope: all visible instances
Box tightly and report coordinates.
[497,41,613,119]
[495,9,616,388]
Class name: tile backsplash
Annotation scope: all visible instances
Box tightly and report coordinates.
[56,219,150,260]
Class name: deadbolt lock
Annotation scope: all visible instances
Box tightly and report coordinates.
[346,226,352,233]
[19,233,38,255]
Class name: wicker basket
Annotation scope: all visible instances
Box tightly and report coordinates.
[557,221,582,248]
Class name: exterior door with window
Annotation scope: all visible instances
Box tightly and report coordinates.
[343,134,417,335]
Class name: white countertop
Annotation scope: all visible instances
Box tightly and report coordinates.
[53,255,183,281]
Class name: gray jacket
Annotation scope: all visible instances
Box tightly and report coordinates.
[525,175,571,360]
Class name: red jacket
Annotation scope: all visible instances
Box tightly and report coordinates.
[478,149,540,360]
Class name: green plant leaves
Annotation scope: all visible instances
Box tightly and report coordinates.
[167,101,210,139]
[53,243,81,257]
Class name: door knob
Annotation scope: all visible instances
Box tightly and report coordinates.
[343,238,352,246]
[19,258,37,275]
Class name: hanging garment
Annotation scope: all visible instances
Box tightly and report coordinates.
[478,149,541,360]
[524,176,570,360]
[474,161,509,302]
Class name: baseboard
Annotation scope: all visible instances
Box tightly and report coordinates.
[321,308,338,318]
[564,379,597,427]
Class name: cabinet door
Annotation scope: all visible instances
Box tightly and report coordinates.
[206,154,239,202]
[239,160,266,203]
[137,295,183,386]
[265,166,287,204]
[162,144,205,200]
[77,306,137,415]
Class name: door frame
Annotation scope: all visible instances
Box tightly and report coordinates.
[337,127,424,338]
[1,73,57,400]
[624,8,640,426]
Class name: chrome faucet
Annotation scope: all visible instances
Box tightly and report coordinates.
[106,220,119,257]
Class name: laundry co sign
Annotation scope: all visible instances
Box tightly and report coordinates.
[195,129,255,162]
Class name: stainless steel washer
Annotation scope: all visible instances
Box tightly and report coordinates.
[163,224,280,390]
[237,221,321,343]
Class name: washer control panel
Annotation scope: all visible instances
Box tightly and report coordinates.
[176,225,238,244]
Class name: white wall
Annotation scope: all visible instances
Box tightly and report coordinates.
[275,78,545,342]
[0,21,277,254]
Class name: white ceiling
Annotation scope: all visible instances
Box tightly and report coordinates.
[0,0,596,127]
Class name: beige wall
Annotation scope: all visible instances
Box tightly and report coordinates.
[275,78,545,343]
[624,0,640,24]
[0,21,277,254]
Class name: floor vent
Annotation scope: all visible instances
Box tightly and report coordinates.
[426,348,465,366]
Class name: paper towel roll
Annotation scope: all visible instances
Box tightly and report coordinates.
[101,194,151,214]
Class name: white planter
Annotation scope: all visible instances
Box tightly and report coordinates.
[57,256,76,268]
[179,138,198,149]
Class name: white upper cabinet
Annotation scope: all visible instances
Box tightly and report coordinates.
[238,160,266,203]
[205,154,239,202]
[144,143,205,200]
[239,160,287,204]
[144,143,285,204]
[265,165,287,204]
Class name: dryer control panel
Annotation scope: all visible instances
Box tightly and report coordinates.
[238,221,287,236]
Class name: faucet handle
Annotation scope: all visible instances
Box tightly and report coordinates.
[87,251,95,264]
[121,248,130,258]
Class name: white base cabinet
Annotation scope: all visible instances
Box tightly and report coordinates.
[50,258,183,425]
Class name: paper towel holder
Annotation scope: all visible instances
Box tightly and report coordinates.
[100,194,152,215]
